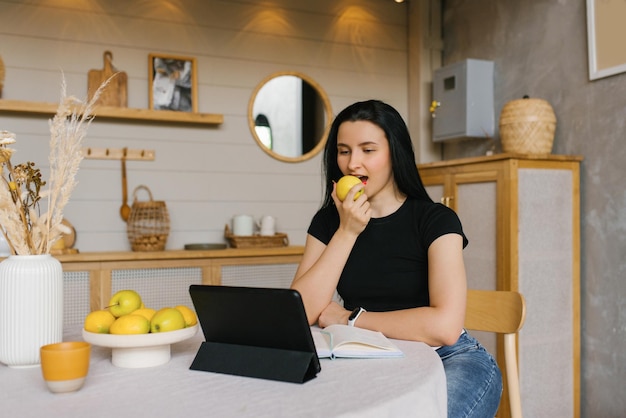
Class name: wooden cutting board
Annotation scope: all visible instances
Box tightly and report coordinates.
[88,51,128,107]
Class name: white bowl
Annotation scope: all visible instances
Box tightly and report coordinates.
[82,325,198,368]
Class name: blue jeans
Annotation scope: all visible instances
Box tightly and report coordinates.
[436,331,502,418]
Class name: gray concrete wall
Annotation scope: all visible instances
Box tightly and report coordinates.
[441,1,626,416]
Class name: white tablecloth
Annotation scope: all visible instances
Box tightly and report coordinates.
[1,327,447,418]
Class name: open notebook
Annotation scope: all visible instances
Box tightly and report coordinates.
[312,324,404,359]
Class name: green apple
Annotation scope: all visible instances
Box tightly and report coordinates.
[108,290,143,318]
[150,307,186,333]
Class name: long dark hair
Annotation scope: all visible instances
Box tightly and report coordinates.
[321,99,432,208]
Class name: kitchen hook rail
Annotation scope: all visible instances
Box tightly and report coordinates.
[81,147,155,161]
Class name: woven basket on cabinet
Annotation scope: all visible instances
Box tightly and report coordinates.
[499,97,556,154]
[224,224,289,248]
[126,185,170,252]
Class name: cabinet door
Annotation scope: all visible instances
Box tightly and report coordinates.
[422,169,500,292]
[221,263,298,288]
[422,168,500,355]
[432,61,468,140]
[453,171,499,292]
[421,157,581,418]
[454,172,500,357]
[517,166,578,417]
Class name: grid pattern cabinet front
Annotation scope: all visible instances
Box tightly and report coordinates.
[55,248,304,329]
[418,154,581,418]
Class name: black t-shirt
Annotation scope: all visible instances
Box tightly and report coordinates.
[307,197,468,312]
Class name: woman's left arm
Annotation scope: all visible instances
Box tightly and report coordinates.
[319,233,467,347]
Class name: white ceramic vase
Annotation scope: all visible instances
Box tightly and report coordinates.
[0,254,63,368]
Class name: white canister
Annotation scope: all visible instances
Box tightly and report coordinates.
[232,215,255,236]
[0,254,63,367]
[258,215,276,236]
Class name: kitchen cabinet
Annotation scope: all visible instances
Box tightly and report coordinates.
[418,154,581,418]
[23,247,304,329]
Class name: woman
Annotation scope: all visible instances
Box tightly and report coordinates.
[291,100,502,417]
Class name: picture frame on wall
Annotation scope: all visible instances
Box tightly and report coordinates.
[148,53,198,112]
[586,0,626,80]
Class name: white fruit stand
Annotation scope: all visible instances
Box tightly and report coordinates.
[82,325,198,368]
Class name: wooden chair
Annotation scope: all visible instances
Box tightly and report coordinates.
[464,289,526,418]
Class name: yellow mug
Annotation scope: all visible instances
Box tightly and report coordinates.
[40,341,91,393]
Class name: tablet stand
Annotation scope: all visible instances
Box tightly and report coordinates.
[190,341,319,384]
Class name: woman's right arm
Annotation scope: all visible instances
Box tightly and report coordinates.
[291,229,358,325]
[292,184,370,324]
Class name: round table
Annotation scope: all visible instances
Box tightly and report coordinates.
[1,326,447,417]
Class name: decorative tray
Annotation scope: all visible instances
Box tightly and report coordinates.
[224,224,289,248]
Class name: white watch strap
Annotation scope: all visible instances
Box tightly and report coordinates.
[348,307,366,327]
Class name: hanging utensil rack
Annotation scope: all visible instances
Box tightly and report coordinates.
[82,147,155,161]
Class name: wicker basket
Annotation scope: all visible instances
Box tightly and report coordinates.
[224,224,288,249]
[499,97,556,154]
[127,185,170,252]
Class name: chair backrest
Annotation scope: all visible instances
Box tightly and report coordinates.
[465,289,525,334]
[464,289,526,418]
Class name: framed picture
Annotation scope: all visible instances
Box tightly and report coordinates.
[148,53,198,112]
[586,0,626,80]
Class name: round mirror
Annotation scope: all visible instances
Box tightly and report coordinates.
[248,71,333,163]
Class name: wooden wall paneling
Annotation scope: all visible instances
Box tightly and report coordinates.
[0,0,410,252]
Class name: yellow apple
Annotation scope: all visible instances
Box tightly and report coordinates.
[133,307,157,322]
[175,305,198,327]
[336,175,364,201]
[108,289,142,318]
[109,314,150,335]
[150,307,186,333]
[84,309,116,333]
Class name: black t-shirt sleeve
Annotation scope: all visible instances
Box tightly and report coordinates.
[420,203,469,249]
[307,205,338,245]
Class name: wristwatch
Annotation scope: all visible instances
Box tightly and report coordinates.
[348,307,366,327]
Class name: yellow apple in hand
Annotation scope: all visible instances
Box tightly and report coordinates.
[336,175,364,201]
[109,314,151,335]
[151,307,186,333]
[108,290,142,318]
[84,310,116,333]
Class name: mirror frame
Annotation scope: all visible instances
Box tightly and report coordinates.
[247,71,333,163]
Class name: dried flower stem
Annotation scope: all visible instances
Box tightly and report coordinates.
[0,74,114,255]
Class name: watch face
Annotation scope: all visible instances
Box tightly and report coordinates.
[348,307,361,320]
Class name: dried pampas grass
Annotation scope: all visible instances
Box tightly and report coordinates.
[0,74,112,255]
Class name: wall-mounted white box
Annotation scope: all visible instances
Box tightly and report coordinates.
[432,59,494,142]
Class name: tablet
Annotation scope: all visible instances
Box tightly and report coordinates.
[188,284,321,383]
